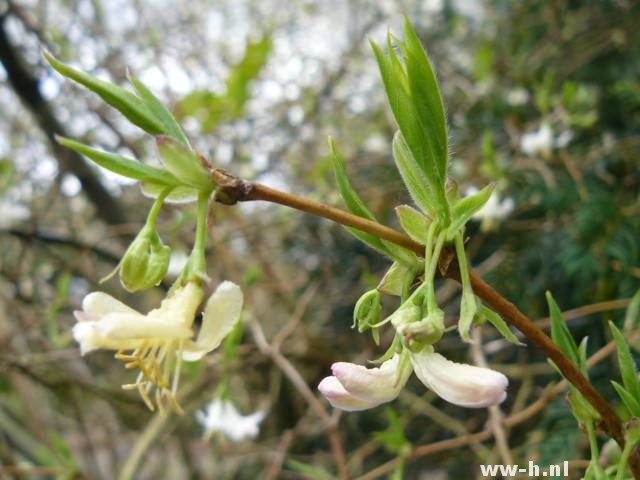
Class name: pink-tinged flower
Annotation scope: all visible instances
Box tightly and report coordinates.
[410,347,508,408]
[317,354,411,411]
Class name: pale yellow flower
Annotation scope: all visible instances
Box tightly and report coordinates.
[73,281,243,413]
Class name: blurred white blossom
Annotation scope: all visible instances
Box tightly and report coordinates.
[506,88,530,106]
[520,123,553,156]
[196,399,265,442]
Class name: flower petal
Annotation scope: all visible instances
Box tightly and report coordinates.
[317,376,381,411]
[79,292,142,318]
[148,281,203,327]
[410,348,508,408]
[72,322,142,355]
[182,281,243,361]
[331,354,410,404]
[96,313,193,341]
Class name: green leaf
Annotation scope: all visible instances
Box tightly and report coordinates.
[391,132,438,217]
[578,337,589,374]
[624,288,640,331]
[479,305,524,346]
[328,137,390,252]
[612,381,640,417]
[127,70,190,146]
[177,36,271,131]
[377,261,415,297]
[401,17,447,185]
[370,26,449,223]
[140,183,198,203]
[546,292,581,369]
[609,321,640,401]
[156,136,213,191]
[396,204,430,244]
[446,183,495,238]
[42,50,165,135]
[57,136,180,185]
[329,137,417,266]
[329,137,379,224]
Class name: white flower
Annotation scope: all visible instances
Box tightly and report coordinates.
[196,399,265,442]
[520,123,553,156]
[318,354,411,411]
[506,88,530,106]
[410,346,508,408]
[319,348,507,411]
[467,186,514,229]
[73,281,243,413]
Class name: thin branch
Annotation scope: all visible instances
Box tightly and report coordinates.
[211,169,640,476]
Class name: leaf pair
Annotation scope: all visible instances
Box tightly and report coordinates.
[548,292,640,420]
[328,138,419,267]
[59,136,212,202]
[371,19,449,224]
[43,51,189,146]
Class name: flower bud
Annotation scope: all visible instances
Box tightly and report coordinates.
[458,292,477,343]
[389,301,421,329]
[119,225,170,292]
[353,289,382,332]
[397,307,445,347]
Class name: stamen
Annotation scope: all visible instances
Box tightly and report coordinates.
[155,388,166,416]
[138,382,155,411]
[116,340,187,414]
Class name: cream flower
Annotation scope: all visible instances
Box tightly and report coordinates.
[73,281,243,413]
[410,346,508,408]
[318,354,411,411]
[196,399,265,442]
[319,348,508,411]
[520,122,553,156]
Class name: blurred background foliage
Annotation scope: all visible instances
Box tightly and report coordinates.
[0,0,638,478]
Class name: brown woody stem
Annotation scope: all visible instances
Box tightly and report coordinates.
[210,169,639,477]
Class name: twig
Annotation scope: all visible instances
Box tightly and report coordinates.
[210,170,635,471]
[265,430,294,480]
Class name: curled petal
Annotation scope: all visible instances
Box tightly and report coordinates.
[317,376,380,411]
[183,281,243,361]
[79,292,142,319]
[331,354,410,404]
[410,348,508,408]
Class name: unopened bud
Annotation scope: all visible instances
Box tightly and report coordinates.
[389,301,421,329]
[353,289,382,332]
[458,293,477,343]
[397,307,445,348]
[119,225,170,292]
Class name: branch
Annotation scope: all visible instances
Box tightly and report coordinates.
[211,169,640,475]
